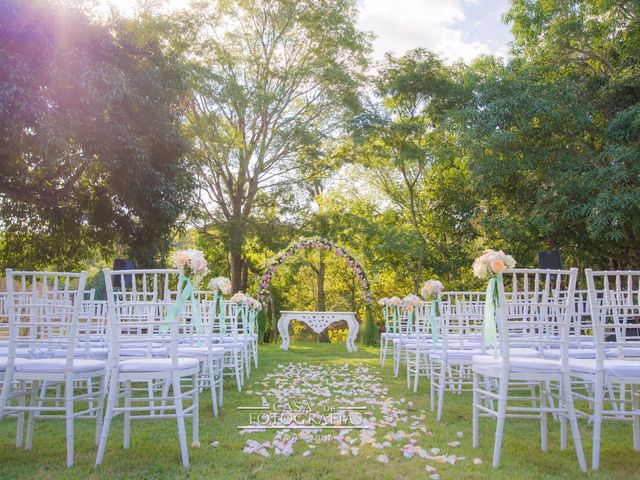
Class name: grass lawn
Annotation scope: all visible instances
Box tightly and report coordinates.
[0,342,638,479]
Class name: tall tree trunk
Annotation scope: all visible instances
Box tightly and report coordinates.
[228,217,246,293]
[316,251,329,342]
[241,261,249,292]
[230,250,243,293]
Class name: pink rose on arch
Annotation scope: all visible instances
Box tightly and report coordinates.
[262,274,270,281]
[261,282,268,289]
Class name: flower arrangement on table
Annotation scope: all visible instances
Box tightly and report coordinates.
[473,249,516,351]
[164,249,209,333]
[421,279,444,345]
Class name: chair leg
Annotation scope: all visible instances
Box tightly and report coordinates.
[96,369,119,466]
[562,373,586,472]
[412,350,420,393]
[25,380,40,450]
[559,380,567,450]
[123,380,131,449]
[436,362,446,422]
[172,373,189,468]
[539,382,548,452]
[208,361,219,417]
[591,373,605,470]
[16,380,26,448]
[472,372,479,448]
[192,373,200,448]
[633,384,640,451]
[0,367,14,419]
[492,375,509,469]
[218,357,224,407]
[234,350,242,392]
[64,377,75,468]
[95,376,106,446]
[429,361,435,411]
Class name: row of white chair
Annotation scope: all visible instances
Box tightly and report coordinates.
[380,268,640,472]
[0,268,260,468]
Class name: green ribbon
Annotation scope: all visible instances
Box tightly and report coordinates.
[429,298,440,346]
[248,309,256,334]
[393,306,400,334]
[484,274,502,355]
[383,307,390,332]
[215,291,226,335]
[407,309,414,333]
[163,274,201,334]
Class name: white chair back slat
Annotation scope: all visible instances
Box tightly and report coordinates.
[496,268,579,365]
[4,269,87,362]
[586,269,640,363]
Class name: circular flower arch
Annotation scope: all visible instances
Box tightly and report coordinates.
[258,237,373,305]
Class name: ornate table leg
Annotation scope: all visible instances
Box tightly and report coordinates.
[278,316,290,351]
[348,317,359,352]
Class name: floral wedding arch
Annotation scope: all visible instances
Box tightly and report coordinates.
[258,237,378,345]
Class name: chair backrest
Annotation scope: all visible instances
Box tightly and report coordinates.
[585,269,640,363]
[103,269,181,361]
[76,290,109,353]
[496,268,579,365]
[4,269,87,364]
[439,292,485,351]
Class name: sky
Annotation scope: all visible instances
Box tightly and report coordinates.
[104,0,514,63]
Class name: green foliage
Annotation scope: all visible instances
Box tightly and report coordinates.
[0,0,193,269]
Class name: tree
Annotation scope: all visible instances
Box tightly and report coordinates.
[352,49,476,289]
[0,0,193,269]
[461,0,640,268]
[177,0,370,292]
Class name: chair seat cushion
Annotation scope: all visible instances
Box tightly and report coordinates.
[119,358,199,373]
[543,348,597,360]
[605,346,640,358]
[178,346,225,357]
[473,355,563,375]
[432,347,539,362]
[0,348,38,359]
[14,358,106,374]
[569,358,640,378]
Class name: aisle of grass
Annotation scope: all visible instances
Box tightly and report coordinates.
[0,342,638,479]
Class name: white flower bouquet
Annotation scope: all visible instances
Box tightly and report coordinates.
[208,276,232,295]
[420,280,444,300]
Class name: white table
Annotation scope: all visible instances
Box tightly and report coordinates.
[277,311,359,352]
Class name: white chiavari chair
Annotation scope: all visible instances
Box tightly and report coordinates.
[96,269,200,468]
[0,269,106,468]
[471,268,587,471]
[215,301,246,391]
[570,269,640,470]
[379,300,401,367]
[429,292,485,420]
[404,302,435,392]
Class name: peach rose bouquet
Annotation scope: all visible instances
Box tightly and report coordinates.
[172,249,209,286]
[472,249,516,280]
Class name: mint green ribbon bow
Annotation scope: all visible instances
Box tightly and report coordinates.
[248,309,256,334]
[383,307,390,332]
[429,298,440,346]
[163,274,201,334]
[214,291,226,335]
[393,306,400,334]
[484,274,502,354]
